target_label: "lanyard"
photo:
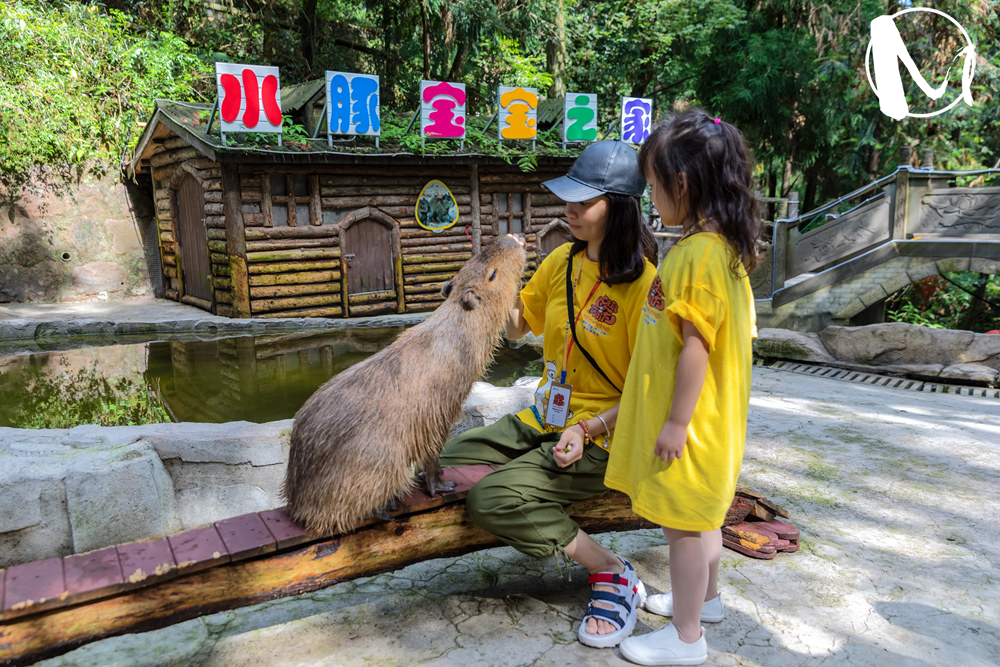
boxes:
[562,260,601,383]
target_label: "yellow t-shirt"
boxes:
[604,233,757,530]
[516,242,657,434]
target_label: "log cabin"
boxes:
[126,96,577,319]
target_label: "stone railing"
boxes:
[757,151,1000,299]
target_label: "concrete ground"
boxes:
[4,297,1000,666]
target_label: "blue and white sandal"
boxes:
[577,556,647,648]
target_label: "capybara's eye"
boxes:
[489,268,498,282]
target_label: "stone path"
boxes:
[28,363,1000,666]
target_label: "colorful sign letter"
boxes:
[416,180,459,233]
[215,62,282,133]
[498,86,539,140]
[564,93,598,143]
[621,97,652,144]
[420,81,466,138]
[325,71,380,135]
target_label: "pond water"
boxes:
[0,327,543,427]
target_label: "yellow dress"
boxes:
[517,243,656,433]
[604,233,757,531]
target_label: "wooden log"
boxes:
[404,261,465,274]
[403,272,456,285]
[245,227,337,241]
[221,164,250,318]
[400,235,471,247]
[404,282,447,295]
[246,248,341,263]
[248,259,340,274]
[213,276,232,290]
[248,270,340,286]
[250,283,340,299]
[215,290,233,305]
[205,215,226,229]
[207,240,227,254]
[348,289,395,305]
[399,241,472,253]
[402,252,472,264]
[245,238,338,252]
[407,292,447,304]
[207,228,227,241]
[348,301,399,316]
[254,305,343,318]
[210,252,227,265]
[252,293,342,313]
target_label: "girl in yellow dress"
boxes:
[605,110,762,666]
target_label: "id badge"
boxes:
[545,382,573,428]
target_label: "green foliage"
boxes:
[886,273,1000,333]
[7,363,170,428]
[0,0,210,197]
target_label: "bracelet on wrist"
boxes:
[576,419,594,445]
[594,413,610,437]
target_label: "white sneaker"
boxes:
[620,623,707,666]
[644,592,724,623]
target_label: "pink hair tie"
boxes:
[713,118,721,124]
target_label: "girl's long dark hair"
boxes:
[570,193,658,285]
[640,109,762,276]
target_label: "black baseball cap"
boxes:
[542,139,646,202]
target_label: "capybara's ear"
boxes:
[460,288,479,310]
[441,280,453,298]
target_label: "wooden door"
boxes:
[175,175,212,303]
[539,221,573,260]
[343,217,394,295]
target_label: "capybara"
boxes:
[283,234,526,535]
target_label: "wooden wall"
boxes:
[148,136,574,319]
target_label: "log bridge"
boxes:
[0,465,655,665]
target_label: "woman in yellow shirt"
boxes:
[606,111,762,666]
[440,140,658,648]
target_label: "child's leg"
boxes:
[704,527,722,601]
[662,526,707,644]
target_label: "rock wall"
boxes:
[755,322,1000,384]
[0,379,536,568]
[0,171,156,303]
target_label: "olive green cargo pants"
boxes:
[438,414,611,559]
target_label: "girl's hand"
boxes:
[654,420,688,462]
[553,425,586,467]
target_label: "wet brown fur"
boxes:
[282,236,526,535]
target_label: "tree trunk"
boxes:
[546,0,567,98]
[300,0,318,77]
[420,0,431,79]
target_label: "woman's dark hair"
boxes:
[570,193,659,285]
[639,109,762,275]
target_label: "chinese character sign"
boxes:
[326,71,380,135]
[621,97,652,144]
[564,93,598,142]
[498,86,538,140]
[420,81,466,138]
[216,62,282,133]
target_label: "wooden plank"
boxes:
[215,515,276,561]
[116,538,178,588]
[1,557,64,616]
[168,526,229,574]
[245,238,337,252]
